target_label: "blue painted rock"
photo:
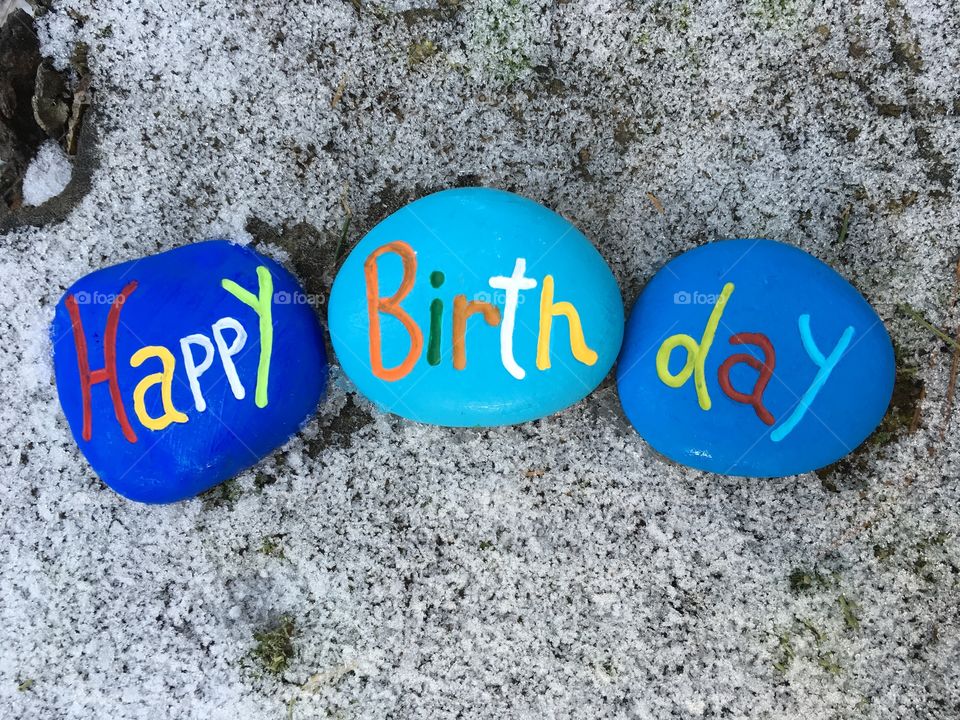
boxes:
[617,239,894,477]
[328,188,623,426]
[51,240,327,503]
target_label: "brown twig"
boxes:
[330,74,347,108]
[646,192,665,214]
[898,304,960,351]
[837,204,852,245]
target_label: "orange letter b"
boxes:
[364,241,423,381]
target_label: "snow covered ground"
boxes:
[21,140,72,206]
[1,0,959,717]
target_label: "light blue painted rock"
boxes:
[328,188,623,426]
[51,240,327,503]
[617,239,894,477]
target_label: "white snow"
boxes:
[21,141,72,207]
[1,0,959,718]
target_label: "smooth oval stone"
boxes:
[51,240,327,503]
[617,238,894,477]
[328,188,623,426]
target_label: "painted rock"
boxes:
[617,239,894,477]
[328,188,623,426]
[51,240,327,503]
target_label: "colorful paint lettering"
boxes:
[363,240,422,382]
[655,282,734,411]
[769,315,855,442]
[63,264,276,443]
[64,280,140,442]
[363,241,598,382]
[717,332,776,426]
[655,283,854,440]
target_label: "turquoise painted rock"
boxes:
[328,188,624,426]
[617,239,894,477]
[51,240,327,503]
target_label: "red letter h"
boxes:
[63,282,139,443]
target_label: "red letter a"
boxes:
[718,332,776,426]
[64,282,139,443]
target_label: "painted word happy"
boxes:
[63,267,275,443]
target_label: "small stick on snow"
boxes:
[330,74,348,108]
[837,204,852,245]
[898,303,960,352]
[646,192,664,214]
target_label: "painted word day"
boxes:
[655,281,854,441]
